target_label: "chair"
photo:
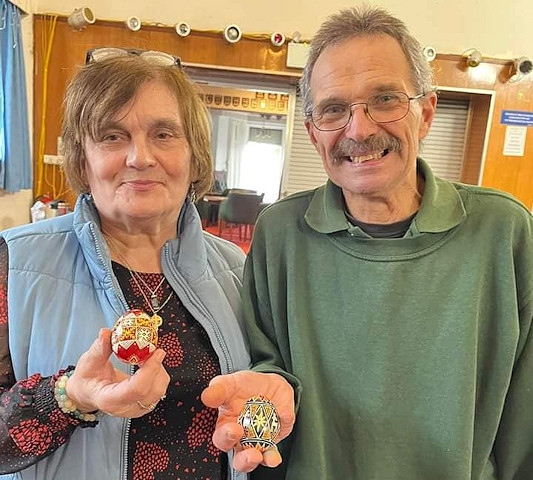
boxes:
[196,198,218,228]
[218,192,264,240]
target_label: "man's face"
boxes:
[305,35,436,200]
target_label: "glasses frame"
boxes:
[309,92,427,132]
[85,47,182,68]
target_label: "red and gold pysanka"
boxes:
[111,309,158,365]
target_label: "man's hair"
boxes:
[61,56,213,197]
[300,5,434,116]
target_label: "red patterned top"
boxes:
[0,239,227,479]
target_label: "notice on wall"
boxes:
[500,110,533,127]
[503,125,527,156]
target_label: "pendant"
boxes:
[150,293,160,309]
[151,313,163,327]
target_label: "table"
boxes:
[203,194,226,203]
[200,195,226,227]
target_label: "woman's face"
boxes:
[84,80,193,232]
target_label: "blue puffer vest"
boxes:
[0,194,250,480]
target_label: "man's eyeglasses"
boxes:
[85,47,182,68]
[308,92,427,131]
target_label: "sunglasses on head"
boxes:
[85,47,182,68]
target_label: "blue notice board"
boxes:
[500,110,533,127]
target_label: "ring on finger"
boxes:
[137,400,157,411]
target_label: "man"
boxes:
[217,5,532,480]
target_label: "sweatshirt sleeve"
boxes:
[493,213,533,479]
[493,301,533,478]
[241,232,302,405]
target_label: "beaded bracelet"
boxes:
[54,370,100,423]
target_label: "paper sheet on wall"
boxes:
[503,126,527,156]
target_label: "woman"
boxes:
[0,49,252,480]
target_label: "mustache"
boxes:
[330,136,401,164]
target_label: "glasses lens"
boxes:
[140,50,181,67]
[311,104,350,131]
[367,92,410,123]
[88,48,129,63]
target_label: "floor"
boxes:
[203,224,251,254]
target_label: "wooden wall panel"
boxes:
[33,15,533,209]
[433,56,532,208]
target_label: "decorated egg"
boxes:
[111,309,158,365]
[237,395,281,452]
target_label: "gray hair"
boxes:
[300,5,434,116]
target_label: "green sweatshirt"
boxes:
[244,159,533,480]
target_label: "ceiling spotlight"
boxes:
[223,24,242,44]
[271,32,285,48]
[125,16,142,32]
[509,56,533,83]
[463,48,482,67]
[67,7,95,30]
[422,46,436,62]
[175,21,191,37]
[515,56,533,75]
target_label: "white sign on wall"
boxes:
[503,126,527,157]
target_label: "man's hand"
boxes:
[201,371,295,473]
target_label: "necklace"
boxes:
[127,272,173,327]
[105,235,174,326]
[131,272,166,309]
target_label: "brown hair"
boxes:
[300,5,434,117]
[61,55,213,198]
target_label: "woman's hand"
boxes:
[201,371,295,473]
[65,328,170,418]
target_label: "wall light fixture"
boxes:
[125,16,142,32]
[223,24,242,43]
[463,48,483,67]
[509,56,533,83]
[175,22,191,37]
[67,7,95,30]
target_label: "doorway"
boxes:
[210,109,285,202]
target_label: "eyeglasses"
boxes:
[308,92,427,131]
[85,47,182,68]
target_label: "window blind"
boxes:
[421,97,469,181]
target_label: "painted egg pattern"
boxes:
[237,395,281,452]
[111,309,158,365]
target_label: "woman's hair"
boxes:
[61,55,213,198]
[300,5,434,117]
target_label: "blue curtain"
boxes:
[0,0,31,192]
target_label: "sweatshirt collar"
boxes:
[305,158,466,236]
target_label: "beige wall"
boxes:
[11,0,32,12]
[0,190,32,229]
[36,0,532,59]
